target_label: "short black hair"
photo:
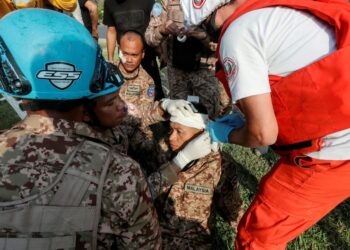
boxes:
[191,102,208,115]
[118,30,145,48]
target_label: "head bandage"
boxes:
[180,0,230,27]
[170,112,209,130]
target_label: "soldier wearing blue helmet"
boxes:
[0,9,162,250]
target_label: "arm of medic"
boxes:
[158,93,277,148]
[208,93,278,148]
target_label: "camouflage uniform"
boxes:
[145,0,223,119]
[119,64,156,113]
[147,151,241,249]
[214,153,243,226]
[104,101,172,176]
[0,115,161,250]
[116,64,171,174]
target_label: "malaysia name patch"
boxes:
[185,184,211,195]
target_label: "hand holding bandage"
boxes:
[172,132,211,169]
[169,103,213,168]
[161,98,197,117]
[207,113,245,143]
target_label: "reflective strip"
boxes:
[0,206,96,233]
[0,235,75,250]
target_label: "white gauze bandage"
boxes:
[119,50,126,64]
[170,112,209,130]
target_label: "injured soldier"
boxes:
[148,103,242,249]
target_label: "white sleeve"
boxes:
[220,21,271,102]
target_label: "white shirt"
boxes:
[220,7,350,160]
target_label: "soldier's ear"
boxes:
[142,49,145,59]
[82,107,92,123]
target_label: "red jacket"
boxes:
[216,0,350,147]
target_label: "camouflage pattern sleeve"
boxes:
[147,160,180,199]
[145,0,168,47]
[99,152,161,249]
[134,100,166,127]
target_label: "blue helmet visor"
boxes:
[90,46,124,94]
[0,36,31,96]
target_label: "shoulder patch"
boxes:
[223,56,238,82]
[146,85,155,98]
[151,2,163,17]
[192,0,206,9]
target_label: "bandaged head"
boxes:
[170,102,209,130]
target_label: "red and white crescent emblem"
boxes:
[192,0,206,9]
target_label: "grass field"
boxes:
[0,99,20,131]
[1,100,349,249]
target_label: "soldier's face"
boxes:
[119,37,144,73]
[93,90,128,128]
[169,122,201,152]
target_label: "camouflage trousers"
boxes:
[167,65,221,119]
[214,152,243,225]
[217,80,232,116]
[161,231,212,250]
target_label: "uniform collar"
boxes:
[118,61,141,81]
[17,115,107,141]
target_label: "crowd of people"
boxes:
[0,0,350,249]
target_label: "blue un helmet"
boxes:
[0,9,123,100]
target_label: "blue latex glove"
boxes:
[207,113,245,143]
[216,112,245,127]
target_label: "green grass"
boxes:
[1,101,349,250]
[0,100,20,131]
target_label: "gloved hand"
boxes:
[207,113,245,143]
[216,112,245,127]
[172,132,211,169]
[161,98,197,117]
